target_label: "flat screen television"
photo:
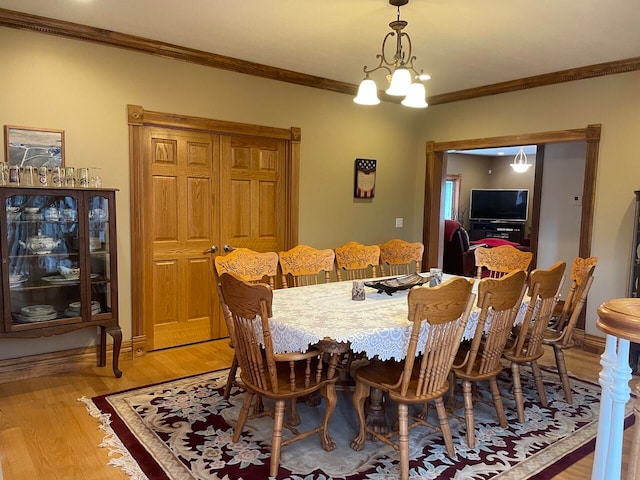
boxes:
[469,189,529,222]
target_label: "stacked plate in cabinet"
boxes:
[64,301,101,317]
[9,274,28,289]
[15,304,57,323]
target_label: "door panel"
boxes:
[259,182,277,238]
[186,177,212,240]
[152,176,179,241]
[152,260,178,324]
[221,135,286,252]
[143,128,220,350]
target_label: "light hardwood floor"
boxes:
[0,340,632,479]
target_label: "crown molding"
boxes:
[0,8,638,106]
[428,57,640,105]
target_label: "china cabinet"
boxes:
[0,186,121,377]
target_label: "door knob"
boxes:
[202,245,218,254]
[223,244,236,252]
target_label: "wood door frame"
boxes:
[127,104,300,355]
[423,124,601,276]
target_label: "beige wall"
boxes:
[0,28,424,358]
[1,26,638,358]
[416,70,640,335]
[538,143,586,272]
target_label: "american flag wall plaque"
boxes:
[354,158,376,198]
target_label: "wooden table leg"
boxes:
[365,387,389,438]
[316,339,389,437]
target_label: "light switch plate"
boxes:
[395,217,403,228]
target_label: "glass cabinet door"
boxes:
[88,194,112,319]
[5,192,81,327]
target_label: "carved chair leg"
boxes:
[270,400,286,478]
[489,377,507,428]
[554,345,573,403]
[398,403,410,480]
[531,360,548,407]
[511,362,525,423]
[350,381,370,451]
[233,391,254,443]
[435,397,456,458]
[223,354,238,400]
[463,380,476,449]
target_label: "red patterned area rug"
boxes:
[81,367,632,480]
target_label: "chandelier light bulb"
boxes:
[353,78,381,105]
[385,67,412,96]
[401,82,428,108]
[510,148,532,173]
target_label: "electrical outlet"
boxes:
[395,217,403,228]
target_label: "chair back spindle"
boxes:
[511,261,566,360]
[554,257,598,339]
[397,277,475,398]
[465,269,528,377]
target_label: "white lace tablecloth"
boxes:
[269,275,529,361]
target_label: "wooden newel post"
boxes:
[592,298,640,480]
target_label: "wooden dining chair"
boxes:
[334,241,380,281]
[503,261,566,422]
[214,248,279,400]
[214,247,279,287]
[278,244,335,287]
[218,272,341,478]
[474,245,533,279]
[379,239,424,276]
[350,277,476,480]
[543,256,597,403]
[451,269,527,449]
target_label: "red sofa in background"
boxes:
[443,220,479,277]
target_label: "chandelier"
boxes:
[510,147,532,173]
[354,0,430,108]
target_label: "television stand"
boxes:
[469,221,526,244]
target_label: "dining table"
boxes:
[264,273,531,436]
[269,274,529,359]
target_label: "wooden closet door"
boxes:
[220,135,286,253]
[142,127,221,350]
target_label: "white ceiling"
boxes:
[0,0,638,97]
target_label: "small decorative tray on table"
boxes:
[364,273,431,296]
